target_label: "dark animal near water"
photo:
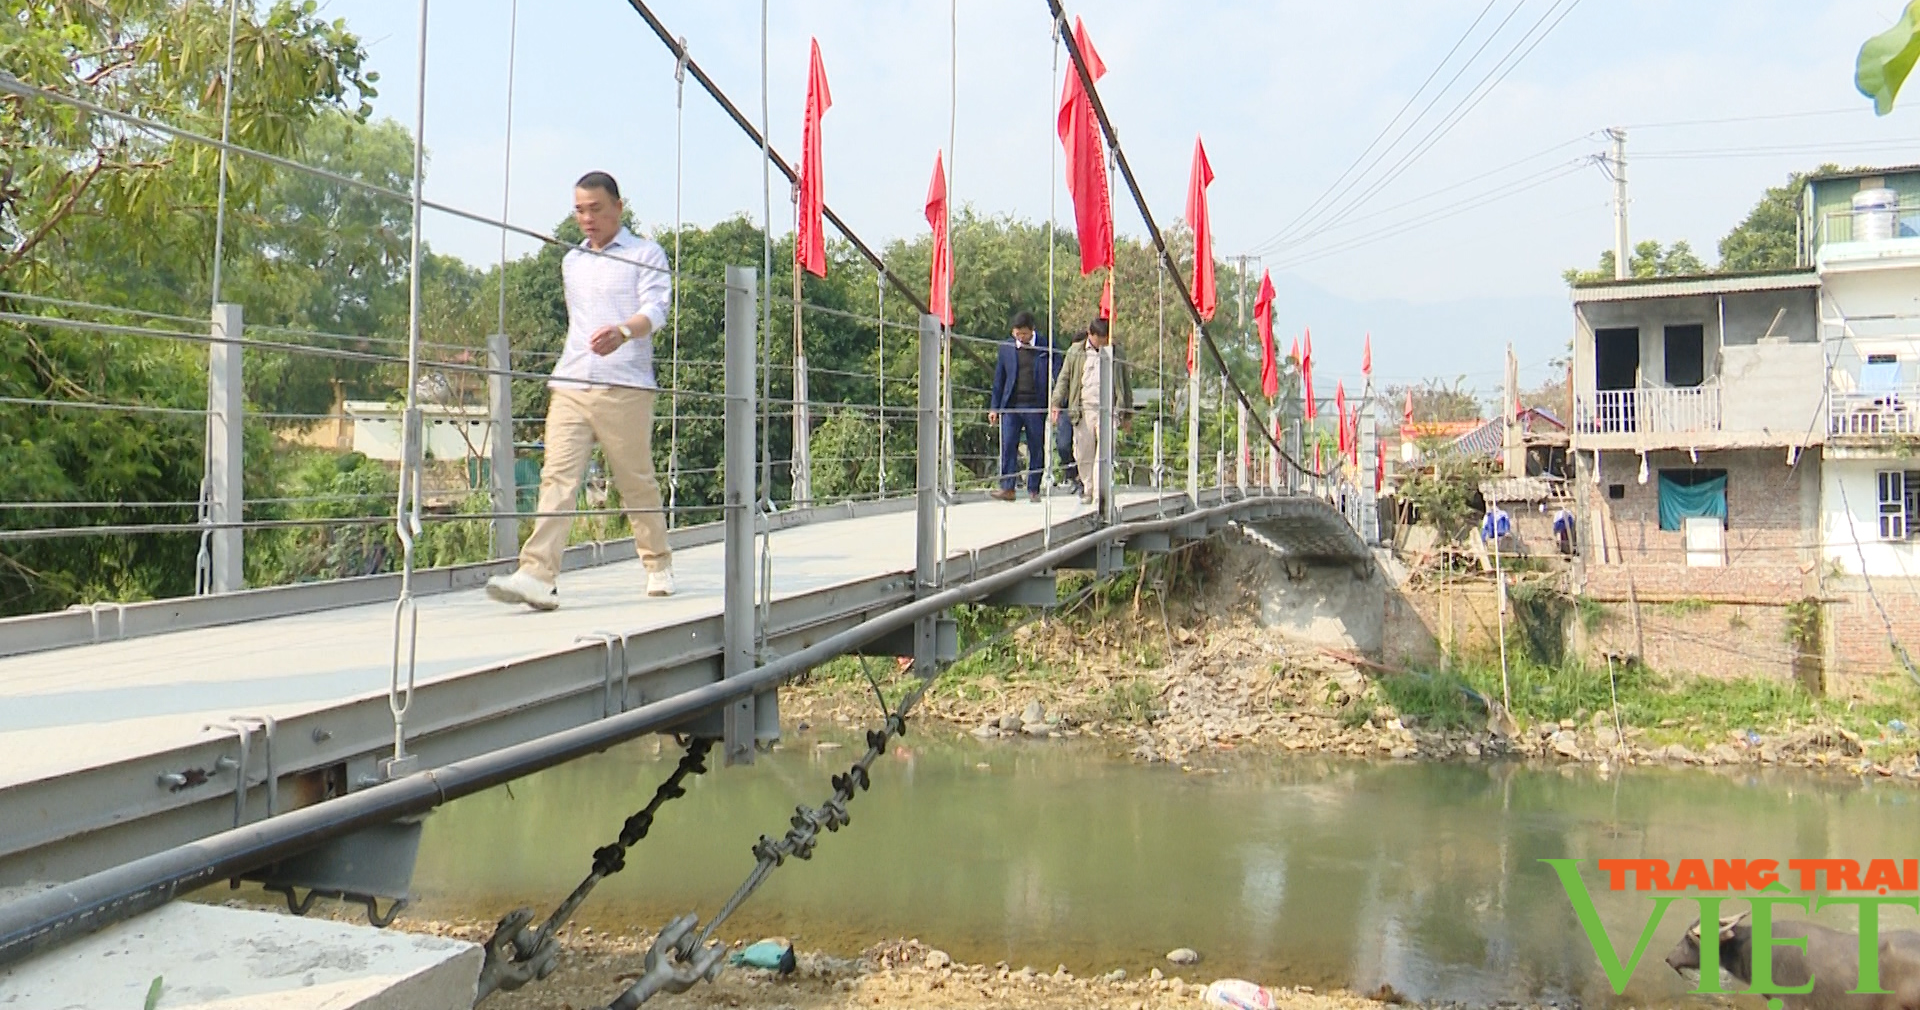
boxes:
[1665,912,1920,1010]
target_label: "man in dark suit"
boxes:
[988,311,1052,501]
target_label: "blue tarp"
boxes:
[1658,473,1726,531]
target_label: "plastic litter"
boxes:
[1202,979,1278,1010]
[728,939,796,974]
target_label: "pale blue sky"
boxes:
[316,0,1920,394]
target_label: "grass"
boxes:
[1380,653,1919,752]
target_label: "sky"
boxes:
[314,0,1920,398]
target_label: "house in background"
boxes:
[1568,270,1825,595]
[1803,165,1920,678]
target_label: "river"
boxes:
[406,727,1919,1008]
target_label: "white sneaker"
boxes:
[486,569,558,611]
[646,569,675,598]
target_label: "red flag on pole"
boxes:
[1402,389,1414,427]
[796,39,832,278]
[1301,328,1316,422]
[925,152,952,326]
[1255,270,1277,398]
[1185,136,1216,322]
[1361,333,1372,379]
[1334,381,1349,457]
[1056,17,1113,276]
[1099,271,1114,320]
[1186,327,1196,375]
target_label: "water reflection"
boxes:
[409,732,1916,1007]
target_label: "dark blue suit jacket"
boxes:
[990,338,1061,411]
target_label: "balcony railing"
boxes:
[1821,202,1920,247]
[1573,385,1722,436]
[1829,384,1920,438]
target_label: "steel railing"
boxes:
[1572,385,1722,436]
[1829,383,1920,437]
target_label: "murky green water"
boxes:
[409,730,1919,1007]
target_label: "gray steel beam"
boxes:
[486,332,518,561]
[847,618,957,663]
[914,313,941,676]
[1124,531,1172,555]
[722,265,760,766]
[982,572,1058,608]
[208,303,244,594]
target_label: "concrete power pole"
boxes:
[1607,127,1629,280]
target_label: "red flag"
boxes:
[1185,136,1216,322]
[1186,327,1197,375]
[925,152,952,326]
[1361,333,1372,378]
[1099,271,1114,320]
[1376,443,1385,491]
[1402,389,1414,427]
[1255,270,1277,398]
[796,39,832,278]
[1334,381,1349,456]
[1057,17,1112,276]
[1301,328,1316,422]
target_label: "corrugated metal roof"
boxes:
[1807,163,1920,184]
[1569,270,1818,303]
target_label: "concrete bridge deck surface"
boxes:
[3,489,1261,884]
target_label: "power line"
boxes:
[1279,0,1587,252]
[1252,0,1504,252]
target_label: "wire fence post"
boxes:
[723,265,761,766]
[207,303,245,594]
[486,332,517,560]
[915,312,942,676]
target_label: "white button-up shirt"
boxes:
[552,227,673,391]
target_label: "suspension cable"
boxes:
[385,0,433,777]
[668,37,688,528]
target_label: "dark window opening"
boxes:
[1607,484,1626,500]
[1593,327,1640,433]
[1664,324,1706,387]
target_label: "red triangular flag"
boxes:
[924,152,952,326]
[796,39,832,278]
[1301,328,1316,422]
[1402,389,1413,427]
[1361,333,1371,378]
[1056,18,1113,276]
[1255,270,1277,398]
[1334,381,1349,456]
[1185,136,1216,322]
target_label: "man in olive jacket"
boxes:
[1048,318,1133,507]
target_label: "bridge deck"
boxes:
[0,490,1205,883]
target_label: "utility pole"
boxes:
[1605,127,1629,280]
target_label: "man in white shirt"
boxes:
[487,172,675,610]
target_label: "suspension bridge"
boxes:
[0,1,1389,1006]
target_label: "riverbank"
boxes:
[788,546,1920,782]
[402,918,1407,1010]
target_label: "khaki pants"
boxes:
[1073,407,1104,496]
[519,387,672,582]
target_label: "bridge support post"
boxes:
[208,303,244,595]
[1236,400,1248,493]
[485,332,517,561]
[1359,394,1379,544]
[1186,331,1200,507]
[915,313,942,676]
[1096,339,1117,575]
[722,266,761,765]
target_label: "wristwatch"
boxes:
[617,324,633,343]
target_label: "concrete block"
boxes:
[0,898,480,1009]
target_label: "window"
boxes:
[1657,468,1728,532]
[1664,324,1706,387]
[1879,470,1918,541]
[1607,484,1626,500]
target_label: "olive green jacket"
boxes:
[1049,342,1135,416]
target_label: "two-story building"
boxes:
[1804,165,1920,680]
[1563,164,1920,693]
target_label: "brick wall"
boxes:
[1823,578,1920,696]
[1579,447,1817,602]
[1572,599,1804,685]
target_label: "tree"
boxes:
[1388,377,1485,424]
[1858,2,1920,115]
[1562,240,1708,286]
